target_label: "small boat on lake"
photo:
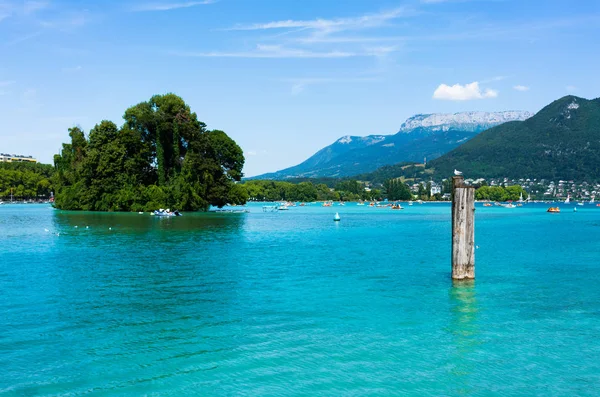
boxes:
[391,203,404,210]
[547,207,560,213]
[153,209,181,217]
[334,212,341,222]
[483,203,492,207]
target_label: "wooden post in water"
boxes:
[451,176,475,280]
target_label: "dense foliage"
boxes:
[242,180,382,202]
[383,179,412,200]
[475,185,528,202]
[0,162,53,200]
[53,94,246,211]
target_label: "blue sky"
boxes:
[1,0,599,176]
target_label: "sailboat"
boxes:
[590,195,595,204]
[565,194,571,204]
[518,192,524,203]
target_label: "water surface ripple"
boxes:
[1,203,600,395]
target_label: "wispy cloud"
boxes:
[172,44,397,59]
[225,7,411,34]
[284,76,380,95]
[0,0,49,22]
[62,65,82,73]
[131,0,216,12]
[39,10,90,29]
[513,85,530,92]
[433,81,498,100]
[6,30,43,45]
[481,75,508,83]
[24,1,50,15]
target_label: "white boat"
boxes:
[577,202,584,206]
[277,203,289,211]
[518,192,524,203]
[591,196,595,204]
[565,194,571,204]
[334,212,341,222]
[153,208,181,217]
[501,203,516,208]
[408,201,413,206]
[357,202,365,206]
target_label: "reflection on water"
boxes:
[46,210,250,370]
[448,280,479,395]
[53,210,247,233]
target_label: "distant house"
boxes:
[430,185,441,195]
[0,153,37,163]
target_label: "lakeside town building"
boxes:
[0,153,37,163]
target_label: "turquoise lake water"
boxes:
[1,202,600,396]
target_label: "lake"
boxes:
[1,203,600,395]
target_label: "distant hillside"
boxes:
[253,111,532,179]
[355,95,600,183]
[428,96,600,181]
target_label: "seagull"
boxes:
[454,169,463,176]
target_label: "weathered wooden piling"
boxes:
[451,176,475,280]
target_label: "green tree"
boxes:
[53,94,245,211]
[384,179,412,201]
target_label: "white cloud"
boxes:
[172,44,396,59]
[225,7,409,34]
[566,85,577,93]
[132,0,215,11]
[246,150,257,156]
[433,81,498,101]
[513,85,530,91]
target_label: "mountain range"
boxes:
[254,111,533,179]
[427,95,600,180]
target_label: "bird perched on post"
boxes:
[454,169,463,176]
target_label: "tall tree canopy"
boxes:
[53,94,246,211]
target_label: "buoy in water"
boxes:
[334,212,341,222]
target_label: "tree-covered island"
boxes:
[53,94,248,211]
